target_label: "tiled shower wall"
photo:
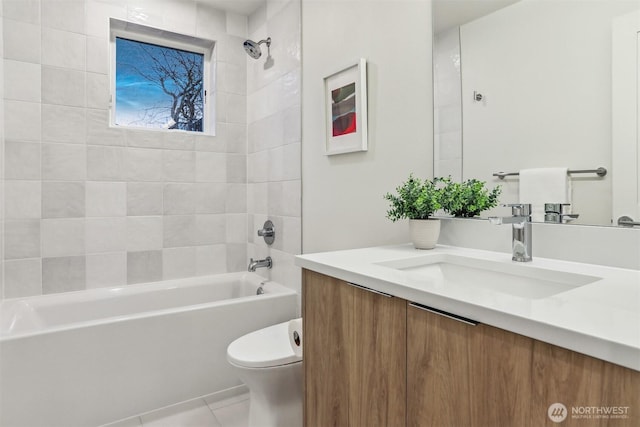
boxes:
[246,0,301,297]
[1,0,254,298]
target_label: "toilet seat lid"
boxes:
[227,321,302,368]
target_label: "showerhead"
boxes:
[243,37,271,59]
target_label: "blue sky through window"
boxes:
[115,37,205,131]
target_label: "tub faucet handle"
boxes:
[257,220,275,245]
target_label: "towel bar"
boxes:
[493,167,607,180]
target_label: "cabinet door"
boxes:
[303,269,352,427]
[531,340,640,427]
[349,284,406,427]
[408,303,534,427]
[407,303,474,427]
[468,322,533,427]
[302,270,406,427]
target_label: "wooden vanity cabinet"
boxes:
[302,269,406,427]
[303,269,640,427]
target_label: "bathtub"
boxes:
[0,272,297,427]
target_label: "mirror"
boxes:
[433,0,640,227]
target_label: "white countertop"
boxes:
[295,244,640,371]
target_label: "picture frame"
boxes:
[323,58,368,155]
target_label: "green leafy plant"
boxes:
[438,177,501,217]
[384,174,441,221]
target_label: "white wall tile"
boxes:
[225,213,246,244]
[86,182,126,217]
[248,182,268,215]
[126,3,163,29]
[41,0,85,34]
[248,150,269,183]
[162,0,197,35]
[225,12,247,39]
[196,151,226,182]
[86,36,109,73]
[86,72,109,109]
[162,131,195,151]
[226,183,246,213]
[42,182,85,218]
[86,252,126,288]
[86,109,126,146]
[87,145,126,180]
[125,147,164,181]
[226,93,247,124]
[195,3,226,40]
[85,0,126,38]
[42,218,85,257]
[126,129,164,149]
[162,246,196,280]
[282,105,301,145]
[4,181,41,219]
[163,215,196,247]
[41,27,86,70]
[3,220,41,260]
[4,100,41,141]
[42,66,86,107]
[196,244,227,275]
[3,0,41,24]
[127,216,163,251]
[2,20,40,63]
[226,154,246,183]
[42,143,87,180]
[3,258,42,298]
[195,214,226,245]
[127,250,162,284]
[218,61,246,96]
[86,217,126,253]
[163,150,195,182]
[3,60,40,102]
[163,183,196,215]
[127,182,163,216]
[41,105,86,144]
[42,256,86,294]
[4,141,41,180]
[196,183,226,214]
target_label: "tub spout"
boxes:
[248,256,272,272]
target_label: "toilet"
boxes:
[226,321,303,427]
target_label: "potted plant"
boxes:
[384,174,442,249]
[439,177,501,217]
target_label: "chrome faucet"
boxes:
[248,256,272,272]
[488,204,532,262]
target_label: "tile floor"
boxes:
[105,393,250,427]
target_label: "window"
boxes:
[110,19,215,134]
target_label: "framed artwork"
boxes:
[323,58,368,155]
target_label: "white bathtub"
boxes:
[0,272,297,427]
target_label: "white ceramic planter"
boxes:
[409,218,441,249]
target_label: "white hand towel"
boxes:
[519,168,571,222]
[288,318,303,357]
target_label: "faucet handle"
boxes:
[502,203,531,216]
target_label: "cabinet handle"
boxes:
[347,282,393,297]
[409,302,478,326]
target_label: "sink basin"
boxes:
[376,254,601,299]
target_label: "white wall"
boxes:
[301,0,433,254]
[460,0,640,226]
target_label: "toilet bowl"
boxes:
[227,321,303,427]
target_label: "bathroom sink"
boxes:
[376,254,601,299]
